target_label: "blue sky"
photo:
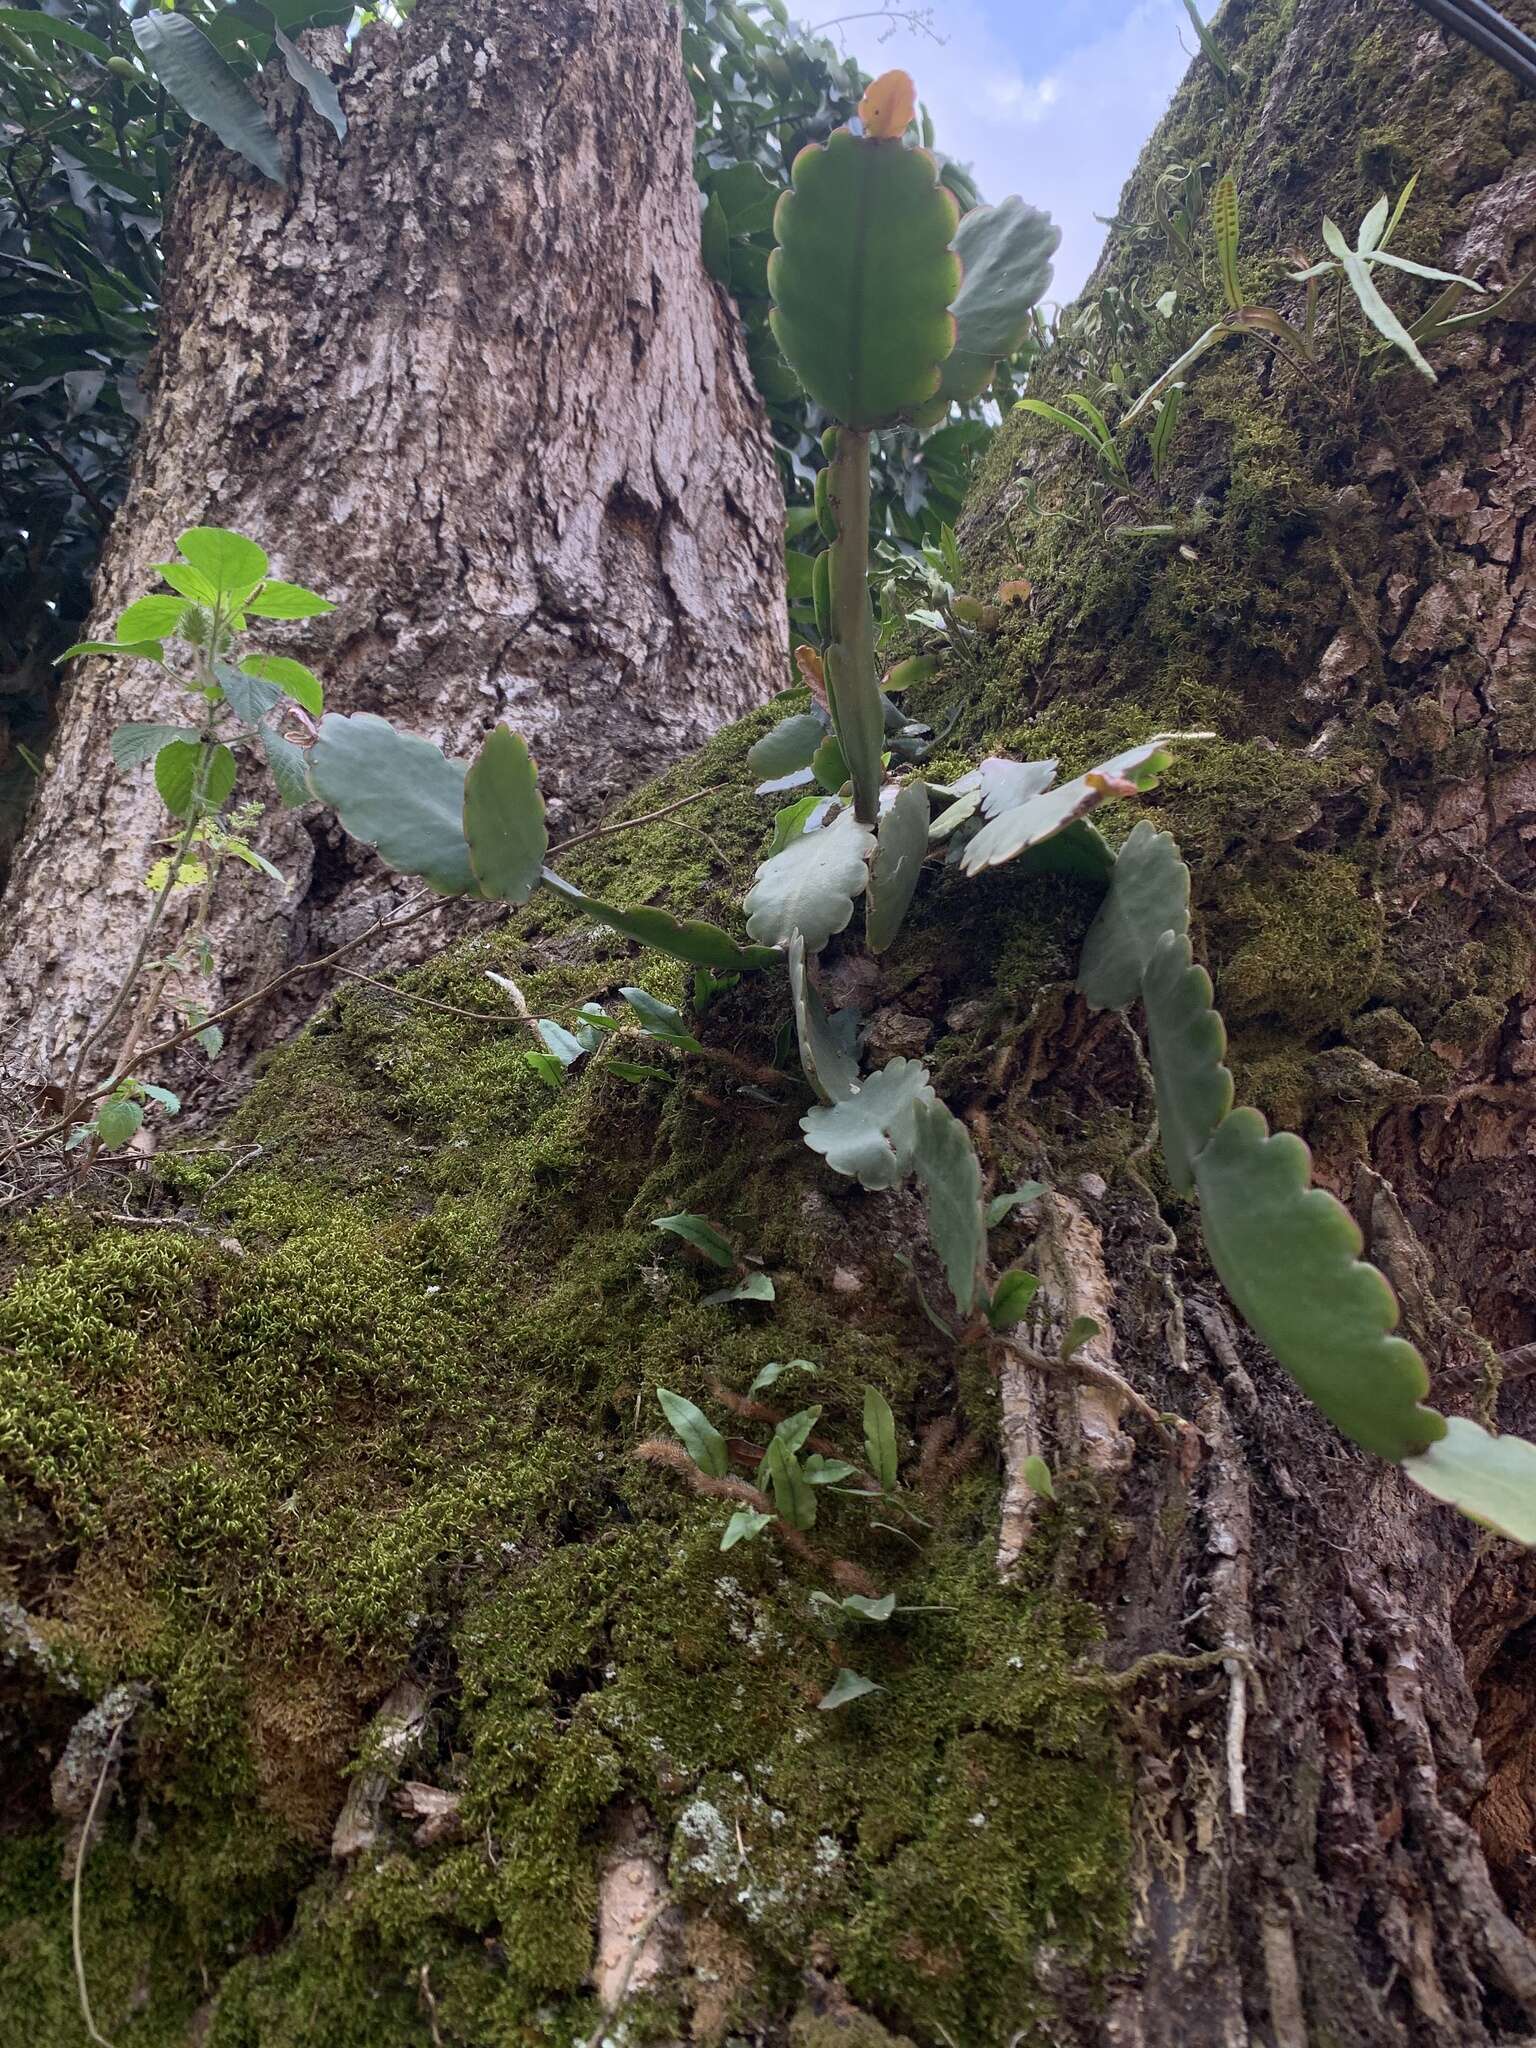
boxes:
[829,0,1199,302]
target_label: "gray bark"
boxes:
[0,0,783,1084]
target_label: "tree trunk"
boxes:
[2,2,1535,2045]
[0,0,782,1085]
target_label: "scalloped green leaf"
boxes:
[743,805,876,951]
[132,14,284,183]
[1141,928,1234,1195]
[800,1057,934,1191]
[1078,822,1192,1012]
[748,712,826,782]
[911,1096,985,1313]
[463,727,547,906]
[307,712,476,896]
[769,126,960,428]
[958,735,1209,878]
[787,931,859,1104]
[540,869,778,971]
[1403,1417,1536,1544]
[1194,1106,1444,1462]
[919,197,1058,419]
[866,780,929,954]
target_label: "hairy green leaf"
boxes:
[240,654,324,716]
[769,126,960,428]
[110,722,199,773]
[866,779,930,953]
[116,594,188,641]
[213,661,282,726]
[245,580,335,619]
[1194,1107,1444,1462]
[657,1389,728,1477]
[800,1057,933,1190]
[744,804,876,951]
[787,931,859,1104]
[259,728,313,808]
[176,526,268,596]
[911,1096,985,1314]
[307,712,476,895]
[462,727,546,906]
[132,14,284,182]
[1403,1418,1536,1545]
[652,1212,735,1267]
[1078,821,1192,1012]
[56,640,167,666]
[95,1097,144,1150]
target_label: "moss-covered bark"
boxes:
[4,1,1536,2043]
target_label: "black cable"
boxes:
[1408,0,1536,91]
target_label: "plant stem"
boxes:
[826,426,884,825]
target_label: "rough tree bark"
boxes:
[0,0,783,1082]
[2,2,1535,2046]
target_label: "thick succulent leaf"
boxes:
[1141,929,1234,1195]
[743,805,876,951]
[958,735,1206,878]
[911,1096,985,1313]
[463,727,547,906]
[927,197,1059,411]
[132,14,284,184]
[955,755,1058,819]
[788,932,859,1104]
[1078,822,1192,1012]
[800,1057,934,1191]
[769,126,960,428]
[307,712,476,896]
[747,712,826,782]
[1403,1418,1536,1545]
[866,779,929,953]
[1194,1107,1444,1462]
[540,869,778,970]
[1009,819,1116,884]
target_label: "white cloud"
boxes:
[837,0,1195,300]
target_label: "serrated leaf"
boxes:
[988,1182,1044,1226]
[307,713,476,895]
[1322,216,1436,379]
[866,779,929,953]
[764,1435,816,1529]
[800,1057,933,1190]
[744,805,876,951]
[461,727,546,906]
[652,1212,735,1267]
[176,526,268,595]
[240,654,324,716]
[94,1097,143,1150]
[260,728,312,808]
[152,561,219,605]
[110,722,200,772]
[1403,1418,1536,1545]
[703,1273,777,1306]
[116,594,188,640]
[958,736,1209,878]
[818,1667,882,1710]
[154,739,235,818]
[133,14,284,183]
[136,1082,181,1113]
[56,640,167,666]
[863,1387,898,1492]
[1141,928,1234,1195]
[1194,1107,1444,1462]
[244,580,335,619]
[539,869,779,971]
[1212,173,1241,311]
[213,660,283,726]
[748,712,826,781]
[769,126,960,428]
[274,24,346,139]
[656,1389,728,1477]
[721,1507,774,1551]
[924,196,1059,414]
[787,931,859,1104]
[911,1096,985,1314]
[1078,821,1192,1012]
[987,1268,1039,1330]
